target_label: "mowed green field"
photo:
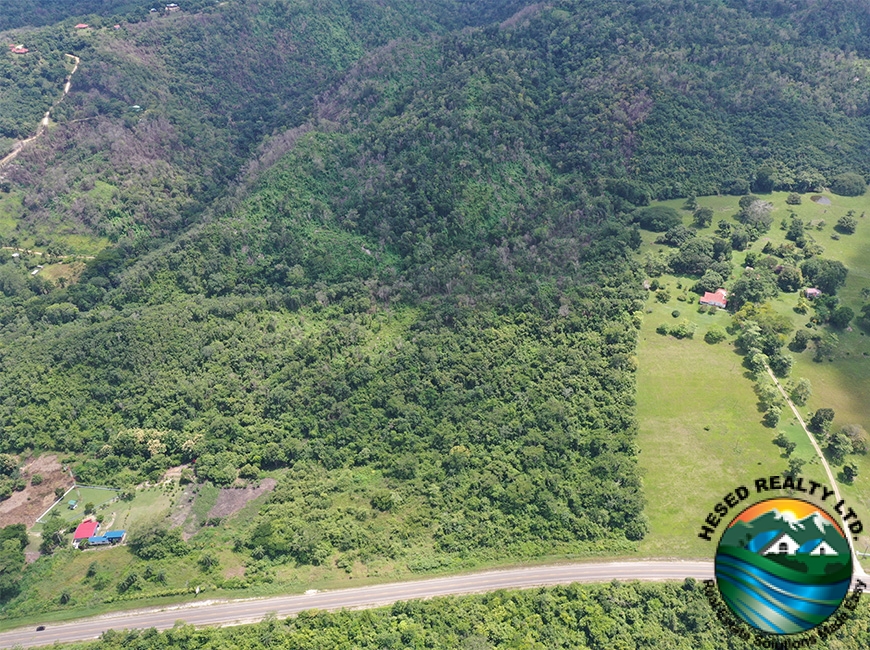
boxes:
[635,191,870,566]
[635,292,828,559]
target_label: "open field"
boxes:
[636,190,870,568]
[635,288,828,559]
[34,487,119,528]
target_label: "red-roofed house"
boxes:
[700,288,728,309]
[805,288,822,299]
[75,23,89,29]
[73,519,99,541]
[10,46,28,54]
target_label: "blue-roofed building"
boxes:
[88,536,109,545]
[104,530,126,543]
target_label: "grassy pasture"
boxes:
[636,191,870,567]
[34,486,119,528]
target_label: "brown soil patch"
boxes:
[162,465,188,482]
[0,454,74,529]
[208,479,277,519]
[168,484,197,530]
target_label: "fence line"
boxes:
[34,485,76,523]
[34,484,121,523]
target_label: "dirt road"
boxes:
[0,54,80,169]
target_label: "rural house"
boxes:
[72,519,99,543]
[700,288,728,309]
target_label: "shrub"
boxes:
[835,214,857,234]
[671,310,680,318]
[704,327,727,344]
[30,474,43,486]
[670,319,696,339]
[786,193,802,205]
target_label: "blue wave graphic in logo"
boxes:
[715,551,851,634]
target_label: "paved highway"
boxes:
[1,561,714,648]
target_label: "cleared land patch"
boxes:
[208,478,277,519]
[636,191,870,568]
[0,455,72,529]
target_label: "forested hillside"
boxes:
[2,0,870,617]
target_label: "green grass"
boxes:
[638,190,870,570]
[635,290,812,559]
[34,486,120,529]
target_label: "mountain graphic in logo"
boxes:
[715,497,853,634]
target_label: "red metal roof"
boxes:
[75,24,89,29]
[701,290,727,307]
[73,519,99,540]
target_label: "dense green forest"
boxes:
[62,581,870,649]
[2,0,870,619]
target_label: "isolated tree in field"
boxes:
[842,462,859,483]
[830,306,854,329]
[786,193,802,205]
[794,296,809,314]
[790,378,812,405]
[773,432,798,457]
[836,214,857,234]
[840,424,868,455]
[763,406,782,428]
[786,218,805,242]
[809,408,835,435]
[784,456,806,479]
[129,521,188,560]
[704,326,727,344]
[739,194,761,209]
[826,431,853,464]
[739,200,774,234]
[693,207,713,228]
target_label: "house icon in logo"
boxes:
[760,531,840,557]
[762,532,800,556]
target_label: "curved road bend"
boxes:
[1,561,714,649]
